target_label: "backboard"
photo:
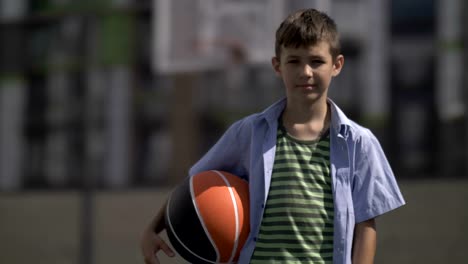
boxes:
[152,0,286,73]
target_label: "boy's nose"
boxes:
[300,64,313,77]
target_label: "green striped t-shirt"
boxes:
[250,121,334,264]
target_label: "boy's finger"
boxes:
[143,254,158,264]
[159,240,175,257]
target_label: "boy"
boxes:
[141,8,405,264]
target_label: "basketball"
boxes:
[165,170,250,264]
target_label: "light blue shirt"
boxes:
[189,98,406,264]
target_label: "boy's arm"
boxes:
[141,199,175,264]
[150,198,168,234]
[352,218,376,264]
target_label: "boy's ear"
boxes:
[332,54,344,77]
[271,57,281,77]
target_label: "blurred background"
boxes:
[0,0,467,263]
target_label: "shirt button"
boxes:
[261,203,264,208]
[253,237,257,241]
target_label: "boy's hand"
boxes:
[140,228,175,264]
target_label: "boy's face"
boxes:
[272,41,344,104]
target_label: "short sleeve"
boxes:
[352,129,406,223]
[189,119,249,180]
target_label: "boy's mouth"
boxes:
[296,84,317,90]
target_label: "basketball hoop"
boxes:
[152,0,285,73]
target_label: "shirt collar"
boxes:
[328,98,353,138]
[260,97,353,138]
[261,98,287,127]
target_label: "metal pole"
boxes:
[359,0,390,143]
[169,73,200,184]
[0,0,27,191]
[80,13,96,264]
[436,0,464,177]
[80,170,94,264]
[464,0,468,177]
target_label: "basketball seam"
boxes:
[213,170,240,264]
[166,187,218,264]
[190,174,221,263]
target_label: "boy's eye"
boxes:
[287,59,299,64]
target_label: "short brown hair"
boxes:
[275,9,341,59]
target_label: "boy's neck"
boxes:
[282,97,330,141]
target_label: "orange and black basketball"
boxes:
[165,170,250,264]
